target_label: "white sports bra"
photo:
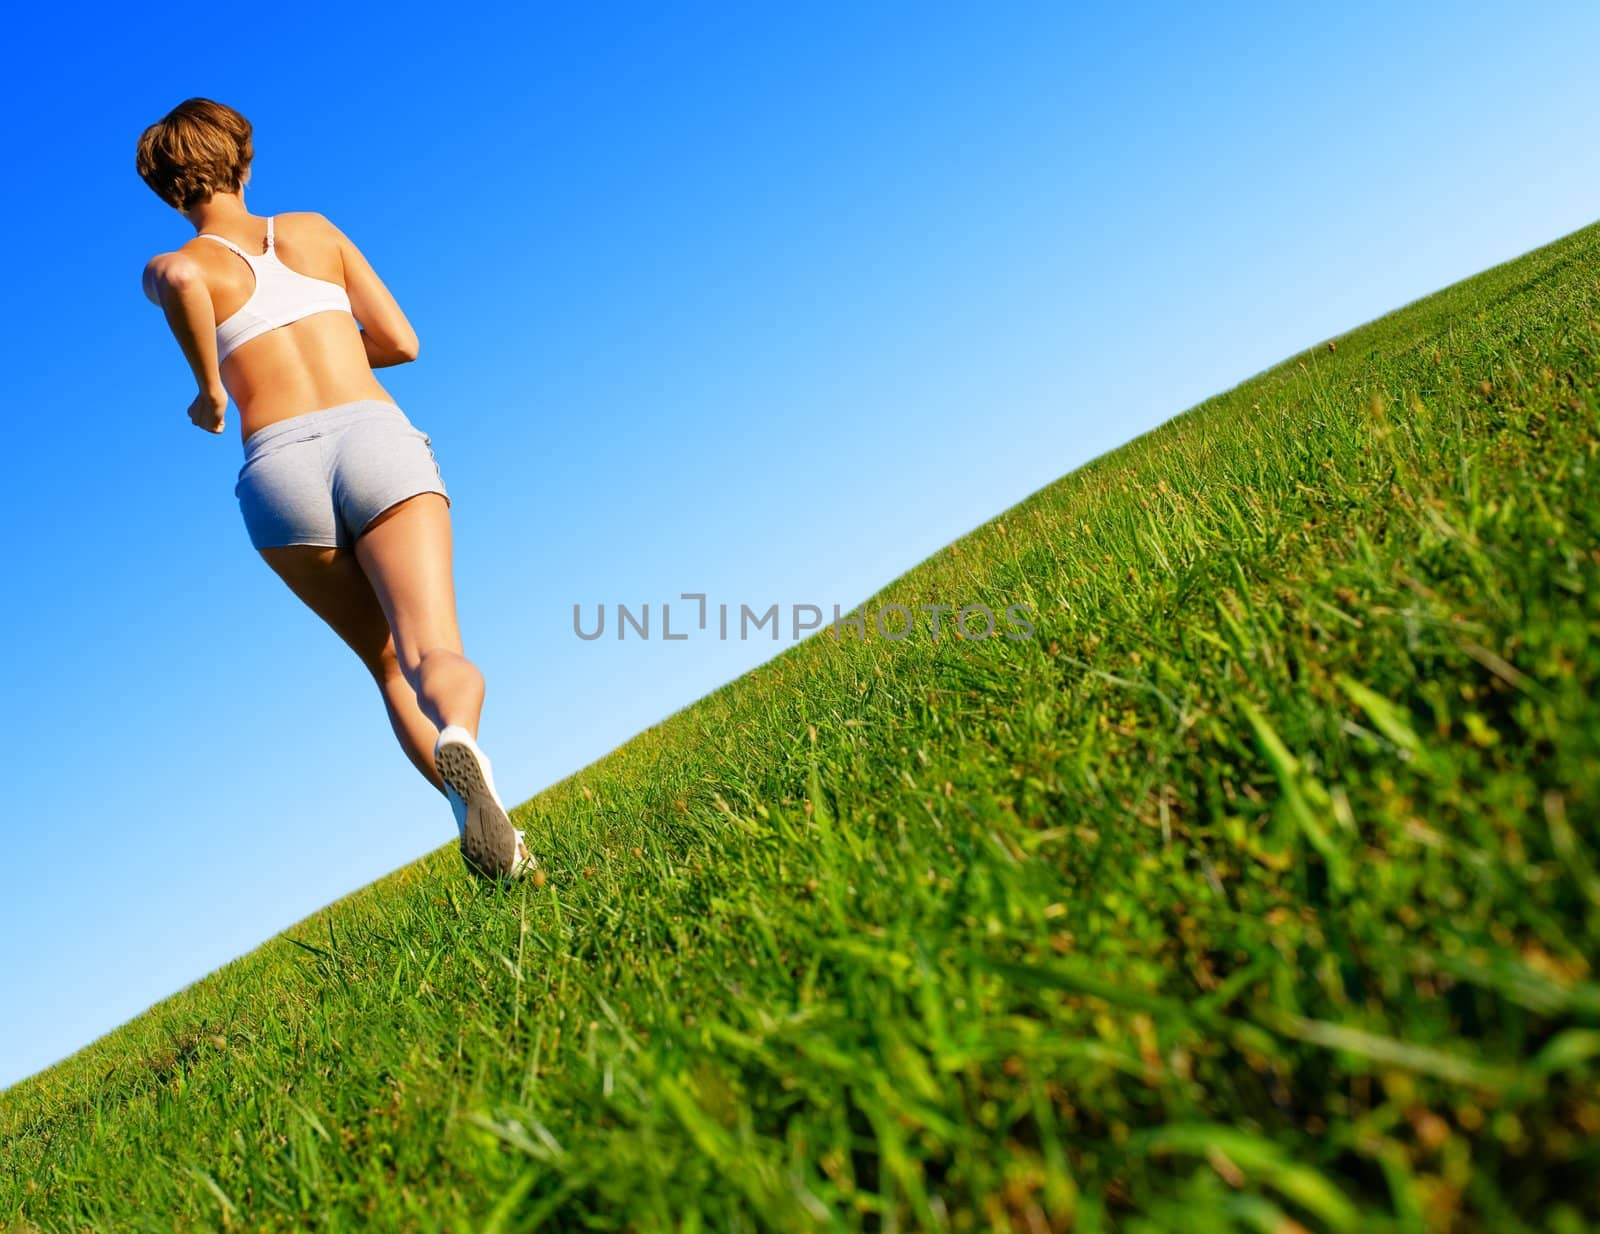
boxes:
[197,216,353,361]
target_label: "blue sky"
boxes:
[2,3,1596,1089]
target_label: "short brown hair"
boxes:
[136,98,254,210]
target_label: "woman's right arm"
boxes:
[326,218,421,369]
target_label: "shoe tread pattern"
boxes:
[437,740,520,878]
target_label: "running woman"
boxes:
[136,98,533,880]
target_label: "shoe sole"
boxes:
[436,737,522,879]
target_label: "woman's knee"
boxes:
[363,640,405,685]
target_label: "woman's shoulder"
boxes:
[273,212,353,263]
[273,210,340,237]
[140,243,221,304]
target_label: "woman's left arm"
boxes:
[142,250,228,434]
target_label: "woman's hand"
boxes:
[189,387,227,434]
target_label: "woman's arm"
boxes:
[142,251,228,433]
[361,329,416,370]
[325,218,421,368]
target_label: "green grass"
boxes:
[6,222,1600,1234]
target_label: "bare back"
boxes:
[177,212,415,440]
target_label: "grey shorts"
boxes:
[235,399,450,550]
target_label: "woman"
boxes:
[136,98,533,881]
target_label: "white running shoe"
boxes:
[434,725,535,880]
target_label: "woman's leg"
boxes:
[257,544,446,793]
[350,492,487,738]
[348,491,531,878]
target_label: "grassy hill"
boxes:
[5,222,1599,1234]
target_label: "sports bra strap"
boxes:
[197,233,252,259]
[266,216,275,251]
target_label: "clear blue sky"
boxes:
[2,3,1596,1089]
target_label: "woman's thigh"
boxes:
[258,544,397,675]
[350,492,463,669]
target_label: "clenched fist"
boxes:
[189,388,227,434]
